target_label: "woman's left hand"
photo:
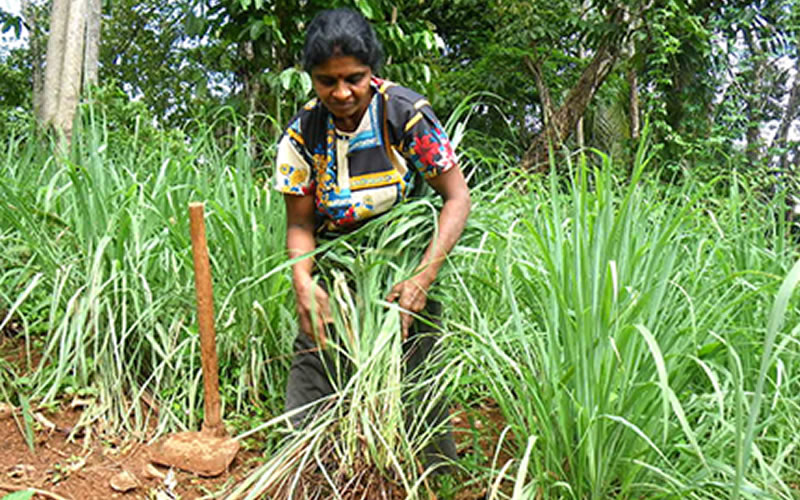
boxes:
[386,274,431,340]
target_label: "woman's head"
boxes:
[303,8,383,73]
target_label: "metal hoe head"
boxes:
[150,430,240,477]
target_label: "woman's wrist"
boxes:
[413,266,437,291]
[292,270,314,294]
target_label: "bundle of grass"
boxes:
[227,200,462,499]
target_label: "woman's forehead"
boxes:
[311,55,371,76]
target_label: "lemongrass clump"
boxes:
[0,110,292,435]
[228,200,460,499]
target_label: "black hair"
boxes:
[303,8,384,73]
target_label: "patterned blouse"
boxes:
[273,77,457,234]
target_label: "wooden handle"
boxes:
[188,202,224,435]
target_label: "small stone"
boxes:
[142,463,167,480]
[70,397,94,409]
[8,464,35,481]
[154,490,176,500]
[0,402,14,420]
[33,412,56,432]
[110,470,139,492]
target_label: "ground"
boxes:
[0,334,509,500]
[0,401,261,500]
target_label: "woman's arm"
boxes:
[386,165,471,338]
[284,193,331,348]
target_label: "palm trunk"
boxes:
[772,56,800,171]
[21,0,45,117]
[54,0,88,139]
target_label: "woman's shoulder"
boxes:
[375,77,441,138]
[283,97,329,146]
[374,78,429,110]
[289,97,326,123]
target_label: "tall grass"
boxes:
[226,201,463,499]
[2,102,799,500]
[0,105,292,435]
[447,141,800,498]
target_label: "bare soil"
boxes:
[1,333,508,500]
[0,402,261,500]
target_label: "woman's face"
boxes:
[311,55,373,131]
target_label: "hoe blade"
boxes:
[150,431,240,477]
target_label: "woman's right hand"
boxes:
[283,192,330,348]
[294,274,332,349]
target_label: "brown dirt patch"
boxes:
[1,334,509,500]
[0,403,261,500]
[0,333,261,500]
[0,402,501,500]
[451,399,515,500]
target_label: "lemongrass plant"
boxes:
[0,106,293,435]
[446,137,800,499]
[226,200,463,499]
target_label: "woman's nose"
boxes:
[332,81,352,100]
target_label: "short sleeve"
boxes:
[273,120,313,196]
[402,106,458,180]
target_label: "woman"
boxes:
[273,8,470,465]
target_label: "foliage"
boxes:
[4,0,799,184]
[0,103,292,434]
[0,43,33,139]
[2,99,800,498]
[99,0,226,126]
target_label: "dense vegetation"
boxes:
[1,0,800,499]
[1,100,799,498]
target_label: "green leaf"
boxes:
[422,31,435,51]
[298,72,312,96]
[185,12,206,37]
[266,15,286,44]
[355,0,376,20]
[1,491,35,500]
[249,20,265,40]
[279,68,294,90]
[1,15,21,37]
[422,64,431,84]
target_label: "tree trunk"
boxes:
[742,27,766,168]
[40,0,89,140]
[21,0,45,117]
[771,56,800,172]
[240,40,260,155]
[84,0,101,86]
[523,56,554,129]
[54,0,88,138]
[628,67,640,142]
[522,41,621,172]
[40,0,69,125]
